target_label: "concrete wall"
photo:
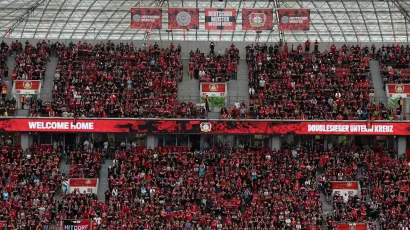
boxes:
[2,38,409,59]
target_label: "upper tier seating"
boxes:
[241,42,396,120]
[188,44,239,82]
[50,41,182,118]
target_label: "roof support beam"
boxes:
[323,1,344,42]
[392,0,410,23]
[231,0,243,42]
[340,1,359,42]
[57,0,82,39]
[2,0,46,38]
[386,0,397,42]
[70,0,109,40]
[33,0,52,38]
[370,0,384,42]
[45,0,66,39]
[355,0,372,42]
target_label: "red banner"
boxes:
[336,223,367,230]
[331,181,359,190]
[278,9,310,31]
[168,8,199,29]
[242,9,273,30]
[205,8,236,30]
[69,178,98,194]
[130,8,162,29]
[0,119,408,135]
[201,83,227,96]
[15,80,41,94]
[69,179,98,187]
[386,84,410,97]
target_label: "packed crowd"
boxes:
[241,42,395,120]
[0,42,16,117]
[68,147,102,179]
[12,40,49,81]
[317,144,410,229]
[0,143,61,229]
[188,43,239,82]
[103,145,323,229]
[0,41,9,80]
[33,41,182,118]
[379,44,410,85]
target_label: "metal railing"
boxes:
[10,92,402,119]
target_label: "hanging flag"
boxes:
[168,8,199,29]
[205,8,236,30]
[242,9,273,30]
[278,9,310,31]
[130,8,162,29]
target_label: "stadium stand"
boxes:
[2,1,410,229]
[240,43,397,120]
[30,41,182,118]
[189,44,239,82]
[0,144,60,229]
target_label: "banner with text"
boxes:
[386,84,409,108]
[200,82,227,97]
[278,9,310,31]
[130,8,162,29]
[205,8,236,30]
[336,223,367,230]
[242,9,273,30]
[0,119,409,135]
[63,219,92,230]
[331,181,360,197]
[14,80,41,94]
[168,8,199,29]
[68,178,99,194]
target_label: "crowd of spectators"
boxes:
[317,144,410,229]
[103,145,323,229]
[188,43,239,82]
[12,40,49,81]
[68,147,102,179]
[0,143,61,229]
[0,41,17,117]
[29,41,184,118]
[379,44,410,85]
[0,41,9,80]
[241,42,396,120]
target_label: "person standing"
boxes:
[205,95,210,112]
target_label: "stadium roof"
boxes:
[0,0,409,43]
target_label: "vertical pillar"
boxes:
[146,135,158,149]
[323,136,328,150]
[200,135,205,149]
[270,135,281,151]
[20,133,30,151]
[398,136,406,158]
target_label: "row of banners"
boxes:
[0,119,408,135]
[130,8,310,31]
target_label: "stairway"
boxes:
[54,154,70,200]
[5,54,15,96]
[177,60,200,104]
[97,159,112,202]
[40,57,58,102]
[226,61,250,109]
[369,60,388,106]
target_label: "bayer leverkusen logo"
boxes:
[209,84,218,92]
[200,122,212,132]
[249,13,266,27]
[23,81,32,89]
